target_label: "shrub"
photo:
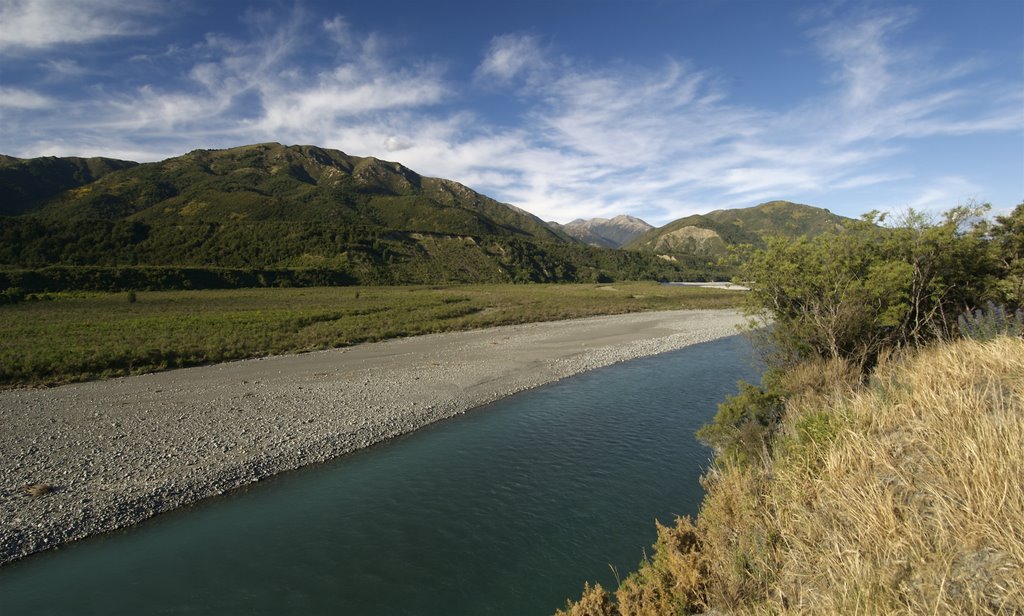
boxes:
[736,205,999,369]
[0,286,26,305]
[697,379,784,468]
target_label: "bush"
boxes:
[697,379,784,468]
[736,205,999,368]
[0,286,26,305]
[990,203,1024,307]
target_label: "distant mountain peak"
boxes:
[553,215,654,248]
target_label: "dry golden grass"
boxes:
[556,518,707,616]
[558,336,1023,615]
[556,583,617,616]
[767,336,1024,615]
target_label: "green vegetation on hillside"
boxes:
[559,336,1023,615]
[0,228,715,289]
[0,282,742,388]
[559,203,1024,615]
[0,144,730,286]
[736,205,998,369]
[704,200,847,238]
[0,154,138,216]
[624,201,850,258]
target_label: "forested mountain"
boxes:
[0,144,706,289]
[626,201,851,257]
[1,146,846,290]
[19,143,568,241]
[0,155,138,216]
[551,215,654,248]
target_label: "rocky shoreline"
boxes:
[0,309,747,566]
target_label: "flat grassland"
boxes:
[0,282,743,388]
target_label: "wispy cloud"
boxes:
[476,34,550,84]
[0,3,1019,225]
[0,86,54,109]
[3,6,451,156]
[257,65,448,133]
[811,7,916,108]
[0,0,162,51]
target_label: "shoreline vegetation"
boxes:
[558,336,1023,614]
[559,204,1024,614]
[0,282,742,389]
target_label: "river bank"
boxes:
[0,309,746,565]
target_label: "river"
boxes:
[0,334,761,615]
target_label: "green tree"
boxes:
[990,203,1024,307]
[736,204,998,368]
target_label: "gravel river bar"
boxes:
[0,309,747,565]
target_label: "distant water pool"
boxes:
[0,335,761,615]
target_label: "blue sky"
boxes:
[1,0,1021,225]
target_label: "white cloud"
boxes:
[15,6,450,148]
[326,7,1018,225]
[476,33,549,83]
[105,86,233,131]
[42,58,88,78]
[257,66,448,133]
[322,15,356,50]
[0,0,161,51]
[904,176,983,213]
[811,8,916,108]
[384,136,413,152]
[0,86,54,108]
[0,4,1019,226]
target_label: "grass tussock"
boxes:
[769,336,1024,614]
[559,336,1024,615]
[21,483,54,497]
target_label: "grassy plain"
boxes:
[0,282,742,388]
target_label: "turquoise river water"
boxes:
[0,335,761,615]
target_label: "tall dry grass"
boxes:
[768,336,1024,614]
[558,336,1024,615]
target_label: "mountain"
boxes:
[702,200,850,239]
[0,154,138,216]
[625,201,851,257]
[551,215,654,248]
[0,144,702,288]
[25,143,569,242]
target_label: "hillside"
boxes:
[552,215,654,248]
[24,143,569,241]
[0,154,138,216]
[625,201,850,257]
[559,335,1024,615]
[561,204,1024,614]
[0,144,701,288]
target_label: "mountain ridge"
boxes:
[23,143,572,243]
[625,201,851,257]
[0,145,848,288]
[0,143,707,286]
[551,215,654,248]
[0,154,139,216]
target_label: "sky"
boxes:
[0,0,1021,225]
